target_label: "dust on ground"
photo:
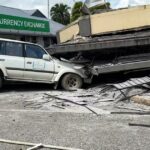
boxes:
[0,83,149,150]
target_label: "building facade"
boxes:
[0,5,64,47]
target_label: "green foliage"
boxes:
[90,2,111,12]
[50,3,70,25]
[71,1,83,22]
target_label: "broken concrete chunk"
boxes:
[131,96,150,106]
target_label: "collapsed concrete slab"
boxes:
[57,5,150,44]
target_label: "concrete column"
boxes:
[36,37,44,47]
[15,36,21,40]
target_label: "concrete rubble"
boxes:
[0,77,150,150]
[0,78,149,114]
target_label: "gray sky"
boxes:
[0,0,150,17]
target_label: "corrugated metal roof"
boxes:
[23,9,37,16]
[50,20,65,35]
[23,9,47,18]
[0,5,41,19]
[0,5,65,35]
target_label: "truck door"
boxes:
[24,44,55,82]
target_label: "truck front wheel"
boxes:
[61,73,83,90]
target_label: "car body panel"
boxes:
[1,55,24,79]
[24,57,55,81]
[52,59,87,82]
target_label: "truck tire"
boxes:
[61,73,83,90]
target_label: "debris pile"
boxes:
[22,76,150,115]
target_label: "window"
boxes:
[25,44,46,59]
[0,41,5,55]
[5,42,23,57]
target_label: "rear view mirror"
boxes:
[43,54,51,61]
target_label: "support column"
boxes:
[36,37,44,47]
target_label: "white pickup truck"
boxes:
[0,38,90,90]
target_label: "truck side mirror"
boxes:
[43,54,51,61]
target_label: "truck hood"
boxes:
[53,58,85,70]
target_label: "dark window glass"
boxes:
[25,44,46,59]
[0,41,5,55]
[5,42,23,57]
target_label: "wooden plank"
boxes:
[0,139,83,150]
[111,111,150,115]
[44,93,87,106]
[85,106,110,115]
[51,104,65,109]
[115,106,147,112]
[129,123,150,128]
[27,144,43,150]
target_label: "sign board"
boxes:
[0,14,50,33]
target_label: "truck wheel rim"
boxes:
[68,78,77,88]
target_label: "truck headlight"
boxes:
[73,66,84,69]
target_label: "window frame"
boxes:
[0,40,6,55]
[5,41,24,57]
[24,44,48,59]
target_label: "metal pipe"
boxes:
[48,0,50,19]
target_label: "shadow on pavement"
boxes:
[1,70,150,92]
[1,83,54,92]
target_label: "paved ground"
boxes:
[0,83,149,150]
[0,111,150,150]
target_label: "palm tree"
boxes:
[50,3,70,25]
[71,1,83,22]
